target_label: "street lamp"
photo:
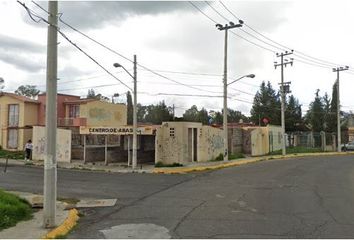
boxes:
[224,73,255,161]
[113,55,138,169]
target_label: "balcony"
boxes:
[58,118,87,127]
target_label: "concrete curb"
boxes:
[43,208,79,239]
[152,152,354,174]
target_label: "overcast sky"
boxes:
[1,0,354,117]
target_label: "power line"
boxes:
[218,1,353,70]
[18,1,132,91]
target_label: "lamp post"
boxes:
[224,74,255,160]
[113,55,137,169]
[216,20,244,161]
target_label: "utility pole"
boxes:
[113,56,137,169]
[132,55,137,169]
[274,50,293,156]
[332,66,349,152]
[216,20,243,161]
[44,1,58,228]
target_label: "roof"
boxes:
[0,92,39,104]
[63,98,97,104]
[39,92,80,98]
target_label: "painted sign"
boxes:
[80,126,155,135]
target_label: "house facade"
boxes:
[0,93,39,151]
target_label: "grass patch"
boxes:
[229,153,245,160]
[269,146,322,155]
[155,162,183,168]
[0,149,25,160]
[0,189,32,231]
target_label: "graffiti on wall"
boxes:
[32,126,71,163]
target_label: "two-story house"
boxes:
[0,92,39,151]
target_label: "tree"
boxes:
[250,81,281,126]
[15,85,40,99]
[127,91,133,125]
[285,95,302,132]
[0,77,4,93]
[228,109,249,123]
[305,89,325,132]
[86,89,110,102]
[144,101,173,124]
[327,82,338,133]
[183,105,199,122]
[182,105,209,124]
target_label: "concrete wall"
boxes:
[228,127,243,154]
[198,125,224,162]
[32,126,71,162]
[249,125,282,156]
[155,122,223,164]
[80,100,127,127]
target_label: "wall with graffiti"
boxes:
[80,100,127,127]
[32,126,71,163]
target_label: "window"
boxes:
[169,127,175,137]
[69,105,80,118]
[8,129,18,149]
[8,104,19,127]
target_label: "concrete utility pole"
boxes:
[216,20,243,161]
[132,55,137,169]
[44,0,58,228]
[333,66,349,152]
[113,55,137,169]
[274,50,294,156]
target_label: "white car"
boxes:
[342,141,354,151]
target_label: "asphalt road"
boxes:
[1,155,354,238]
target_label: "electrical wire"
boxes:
[17,1,132,91]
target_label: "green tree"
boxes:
[327,82,338,133]
[144,101,173,124]
[250,81,281,126]
[285,95,302,132]
[305,89,325,132]
[86,89,110,102]
[126,91,133,125]
[182,105,209,124]
[137,103,146,123]
[15,85,40,98]
[228,109,249,123]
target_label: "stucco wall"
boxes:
[32,126,71,162]
[198,126,224,162]
[155,122,223,164]
[250,125,282,156]
[80,101,127,127]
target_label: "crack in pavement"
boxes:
[172,200,206,238]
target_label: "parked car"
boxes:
[341,141,354,151]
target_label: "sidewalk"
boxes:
[1,151,354,175]
[0,192,71,239]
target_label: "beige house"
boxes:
[155,122,224,164]
[0,93,39,151]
